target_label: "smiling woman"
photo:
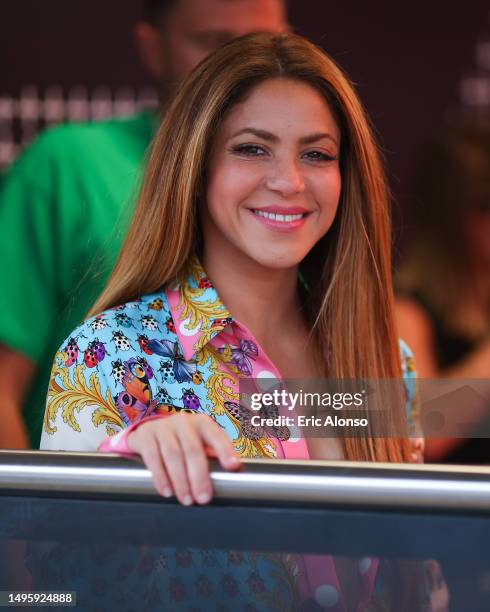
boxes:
[204,78,341,269]
[40,33,433,611]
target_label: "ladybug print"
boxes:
[182,388,201,411]
[148,297,164,311]
[196,575,213,597]
[221,574,239,597]
[247,571,266,595]
[91,339,108,362]
[90,315,108,332]
[155,387,174,406]
[140,315,159,331]
[175,549,193,568]
[158,359,176,383]
[192,371,203,385]
[199,549,221,567]
[84,346,99,368]
[168,579,186,602]
[111,360,126,384]
[114,313,134,329]
[125,299,141,310]
[165,317,176,334]
[111,331,132,352]
[198,277,212,289]
[63,337,79,367]
[227,551,244,565]
[137,334,153,355]
[211,317,233,329]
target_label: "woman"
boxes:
[396,124,490,463]
[40,33,439,611]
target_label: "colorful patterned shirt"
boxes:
[40,258,420,611]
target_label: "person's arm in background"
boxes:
[396,297,490,461]
[0,131,65,449]
[0,346,35,448]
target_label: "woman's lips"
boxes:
[249,208,310,231]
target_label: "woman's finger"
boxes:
[156,423,194,506]
[411,436,425,463]
[135,433,173,498]
[197,415,241,471]
[174,415,213,504]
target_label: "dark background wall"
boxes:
[1,1,489,224]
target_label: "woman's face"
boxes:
[203,78,342,270]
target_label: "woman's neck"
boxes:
[202,246,304,343]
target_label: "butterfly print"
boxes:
[224,400,290,441]
[219,339,258,376]
[147,339,196,383]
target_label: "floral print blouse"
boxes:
[40,258,422,612]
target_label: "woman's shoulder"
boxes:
[59,292,171,353]
[42,291,172,451]
[50,290,173,392]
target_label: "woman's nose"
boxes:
[265,157,305,196]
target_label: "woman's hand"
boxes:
[410,436,425,463]
[126,413,241,505]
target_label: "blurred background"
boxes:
[1,0,490,210]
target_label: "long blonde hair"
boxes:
[90,32,411,464]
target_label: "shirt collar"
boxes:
[164,258,234,362]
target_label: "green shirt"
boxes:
[0,112,155,447]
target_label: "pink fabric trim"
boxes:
[98,413,173,456]
[166,285,200,362]
[98,412,219,459]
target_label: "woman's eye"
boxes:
[303,150,337,162]
[231,144,267,157]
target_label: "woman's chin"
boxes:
[246,249,308,270]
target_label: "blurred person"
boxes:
[0,0,288,449]
[396,123,490,463]
[40,32,441,611]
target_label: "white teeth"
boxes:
[254,210,304,222]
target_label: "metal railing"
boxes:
[2,450,490,511]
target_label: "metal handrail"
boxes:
[2,450,490,510]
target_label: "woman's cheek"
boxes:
[210,163,259,212]
[315,172,341,225]
[230,162,265,198]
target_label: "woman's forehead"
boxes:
[217,78,340,143]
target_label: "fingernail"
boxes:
[182,495,193,506]
[229,456,240,464]
[197,492,211,504]
[162,487,172,498]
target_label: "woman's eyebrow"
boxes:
[300,132,338,147]
[229,128,338,147]
[230,127,278,142]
